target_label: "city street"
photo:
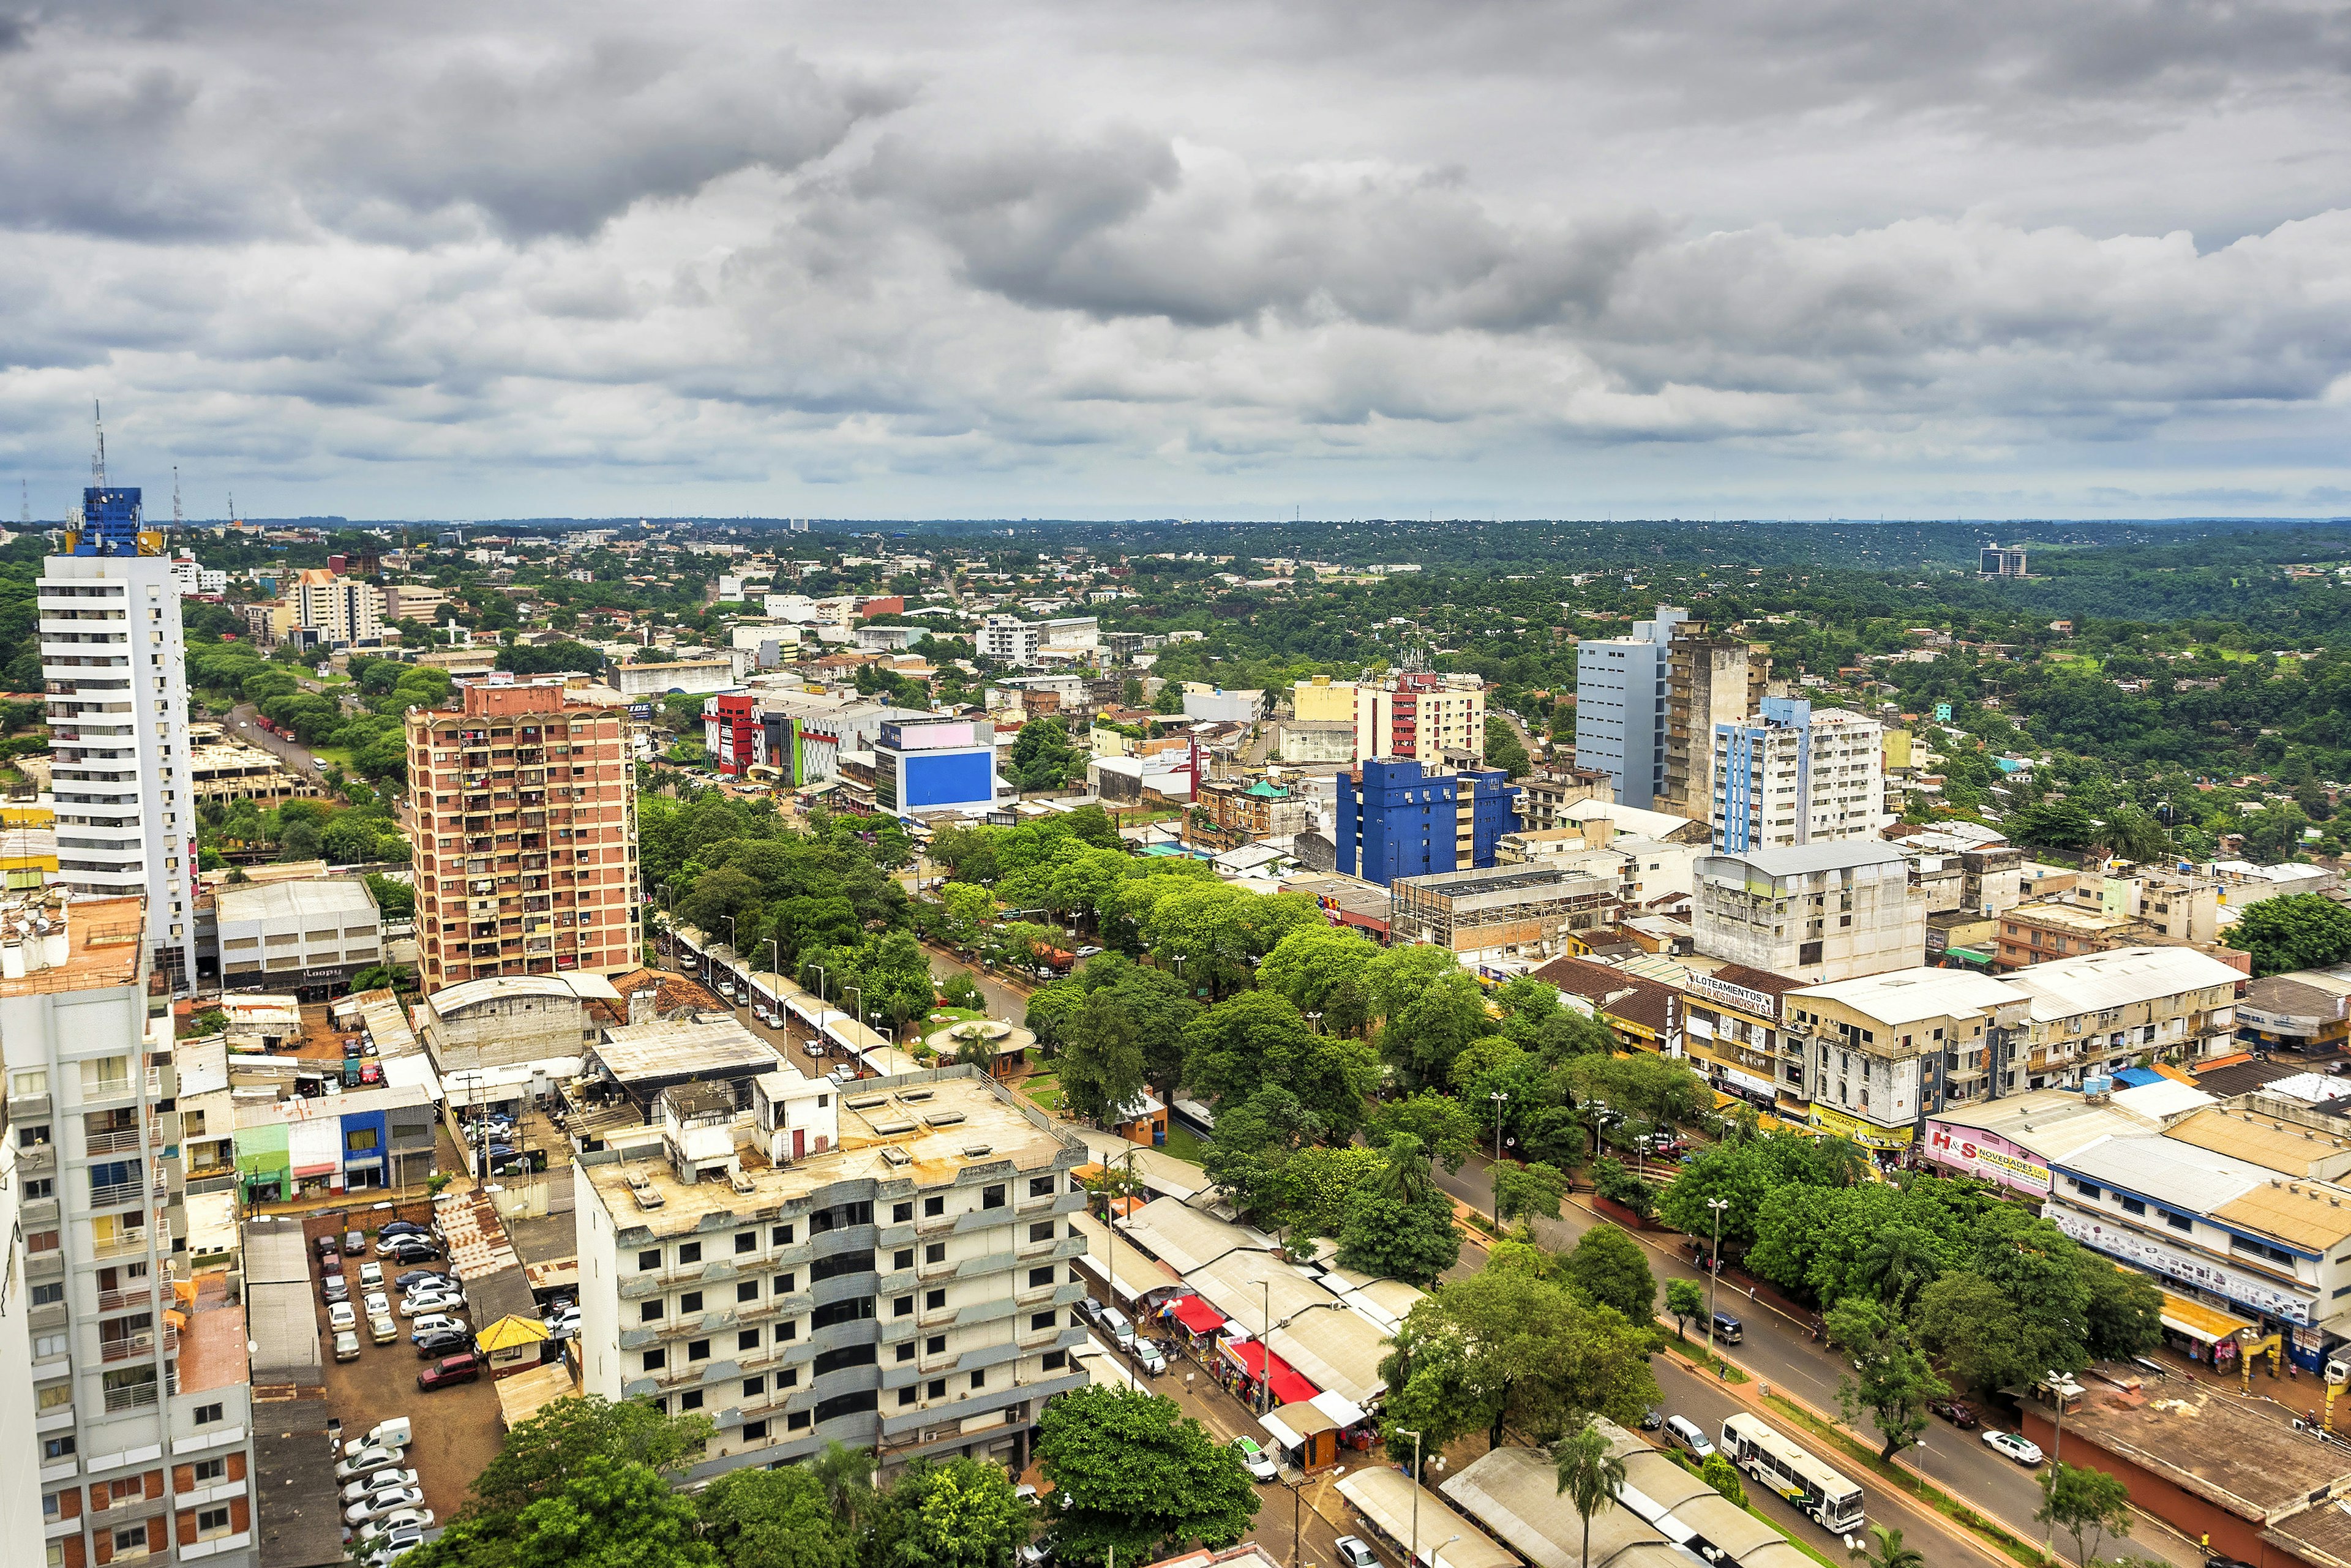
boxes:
[1429,1153,2206,1568]
[228,700,332,778]
[924,941,1038,1024]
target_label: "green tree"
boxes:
[1493,1161,1570,1228]
[1367,1092,1482,1174]
[1058,991,1146,1125]
[2036,1463,2133,1568]
[1698,1452,1746,1508]
[459,1397,713,1523]
[696,1465,859,1568]
[1588,1158,1654,1221]
[2226,891,2351,975]
[1485,716,1533,779]
[1257,925,1382,1021]
[1664,1279,1705,1341]
[1182,991,1378,1138]
[1336,1182,1461,1287]
[1847,1525,1924,1568]
[940,882,994,942]
[1553,1417,1627,1568]
[1272,1144,1389,1237]
[886,1457,1035,1568]
[1827,1299,1948,1461]
[1562,1224,1655,1325]
[1033,1386,1259,1563]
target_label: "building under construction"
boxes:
[1387,863,1617,957]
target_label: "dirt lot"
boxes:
[299,1207,506,1528]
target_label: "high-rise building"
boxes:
[1711,698,1886,853]
[42,490,198,989]
[0,1052,40,1568]
[574,1067,1090,1481]
[405,680,641,991]
[1353,673,1486,763]
[977,616,1042,666]
[1978,546,2029,579]
[1573,606,1685,809]
[1660,629,1766,817]
[1693,842,1925,983]
[1332,757,1520,887]
[291,570,383,647]
[0,890,260,1568]
[872,716,997,812]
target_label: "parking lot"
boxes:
[299,1207,508,1531]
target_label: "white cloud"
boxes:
[0,0,2349,518]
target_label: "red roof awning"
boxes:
[1168,1295,1226,1333]
[1223,1337,1319,1405]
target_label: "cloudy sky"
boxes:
[4,1,2351,522]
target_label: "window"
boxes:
[1031,1310,1057,1330]
[193,1403,223,1425]
[814,1343,879,1376]
[643,1348,667,1371]
[113,1525,148,1557]
[893,1249,915,1271]
[679,1242,702,1264]
[17,1123,48,1149]
[344,1127,379,1153]
[10,1069,46,1097]
[641,1301,664,1322]
[896,1342,915,1362]
[735,1231,757,1255]
[2162,1209,2194,1233]
[42,1436,74,1461]
[680,1291,703,1314]
[1042,1350,1067,1371]
[680,1389,703,1411]
[773,1225,794,1246]
[779,1367,798,1388]
[773,1272,797,1294]
[688,1338,711,1362]
[1027,1266,1054,1288]
[737,1280,759,1304]
[928,1379,947,1398]
[924,1242,947,1264]
[892,1202,913,1224]
[925,1289,947,1310]
[1029,1176,1055,1198]
[787,1411,811,1431]
[639,1249,662,1271]
[743,1420,769,1441]
[2120,1197,2145,1217]
[777,1321,798,1342]
[196,1507,231,1539]
[983,1185,1006,1209]
[1030,1221,1054,1242]
[811,1249,875,1283]
[924,1195,945,1218]
[899,1387,918,1406]
[192,1457,227,1485]
[894,1296,915,1317]
[739,1329,761,1351]
[30,1281,62,1307]
[744,1375,766,1397]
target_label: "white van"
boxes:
[1100,1308,1135,1350]
[1665,1416,1715,1460]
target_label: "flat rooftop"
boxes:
[0,890,144,996]
[217,874,375,925]
[2047,1377,2351,1520]
[592,1013,783,1083]
[178,1270,251,1395]
[582,1070,1077,1228]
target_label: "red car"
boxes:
[1929,1398,1978,1428]
[418,1352,482,1390]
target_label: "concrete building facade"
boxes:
[39,552,198,991]
[406,680,641,990]
[290,571,383,647]
[1575,607,1684,809]
[211,877,381,997]
[1711,698,1885,853]
[1693,841,1925,983]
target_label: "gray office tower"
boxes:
[1573,606,1687,809]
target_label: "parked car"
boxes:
[1982,1430,2044,1466]
[1134,1341,1166,1376]
[1638,1407,1664,1431]
[1231,1436,1278,1482]
[408,1312,467,1341]
[341,1469,420,1505]
[392,1268,445,1290]
[328,1301,358,1332]
[369,1313,399,1346]
[1664,1416,1715,1460]
[334,1330,362,1363]
[322,1251,345,1277]
[358,1261,384,1289]
[402,1289,464,1318]
[344,1418,413,1455]
[1929,1398,1979,1429]
[315,1234,341,1263]
[344,1230,367,1256]
[1335,1540,1379,1568]
[414,1328,472,1359]
[334,1446,408,1483]
[380,1221,429,1240]
[323,1275,350,1305]
[1076,1297,1106,1326]
[379,1235,439,1259]
[1017,1537,1056,1568]
[1101,1308,1134,1349]
[419,1351,483,1390]
[362,1291,391,1319]
[345,1487,427,1525]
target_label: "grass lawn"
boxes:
[1160,1125,1206,1165]
[1024,1081,1065,1114]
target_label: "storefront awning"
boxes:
[1168,1295,1227,1334]
[1222,1337,1318,1406]
[2161,1289,2257,1345]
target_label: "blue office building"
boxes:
[874,715,998,814]
[74,484,145,555]
[1333,757,1521,887]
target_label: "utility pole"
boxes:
[2042,1371,2068,1562]
[1395,1427,1424,1568]
[1488,1091,1509,1228]
[1704,1198,1728,1368]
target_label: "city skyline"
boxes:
[2,4,2350,519]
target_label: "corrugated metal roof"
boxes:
[2005,947,2245,1021]
[1440,1445,1663,1568]
[1790,966,2020,1027]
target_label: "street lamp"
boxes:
[812,964,830,1057]
[1304,1011,1322,1035]
[1635,1133,1652,1180]
[2042,1370,2069,1561]
[1393,1427,1425,1568]
[1704,1198,1728,1367]
[1431,1534,1460,1568]
[1488,1092,1510,1229]
[723,915,741,1016]
[846,986,866,1074]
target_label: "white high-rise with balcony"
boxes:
[39,555,197,991]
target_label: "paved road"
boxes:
[1430,1152,2203,1568]
[227,702,332,778]
[923,942,1038,1026]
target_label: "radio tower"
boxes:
[92,399,107,486]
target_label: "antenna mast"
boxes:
[173,466,183,527]
[19,479,28,529]
[92,399,107,486]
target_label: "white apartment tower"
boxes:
[1711,697,1885,854]
[0,890,260,1568]
[39,553,198,992]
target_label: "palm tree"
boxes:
[1848,1525,1924,1568]
[1553,1418,1627,1568]
[805,1440,876,1523]
[1371,1133,1435,1207]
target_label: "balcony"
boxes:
[96,1283,157,1314]
[91,1232,156,1261]
[102,1380,163,1414]
[99,1325,178,1363]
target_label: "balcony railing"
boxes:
[99,1326,177,1364]
[96,1284,157,1314]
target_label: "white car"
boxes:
[334,1446,408,1482]
[1982,1430,2044,1466]
[1335,1540,1379,1568]
[358,1262,384,1289]
[362,1291,392,1319]
[341,1469,420,1505]
[1231,1436,1278,1482]
[345,1486,427,1525]
[408,1312,467,1341]
[328,1301,358,1332]
[402,1291,463,1318]
[358,1512,434,1548]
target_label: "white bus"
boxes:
[1720,1414,1865,1534]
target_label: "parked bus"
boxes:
[1719,1414,1865,1534]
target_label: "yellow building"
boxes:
[1291,677,1359,724]
[0,798,59,888]
[1883,727,1913,771]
